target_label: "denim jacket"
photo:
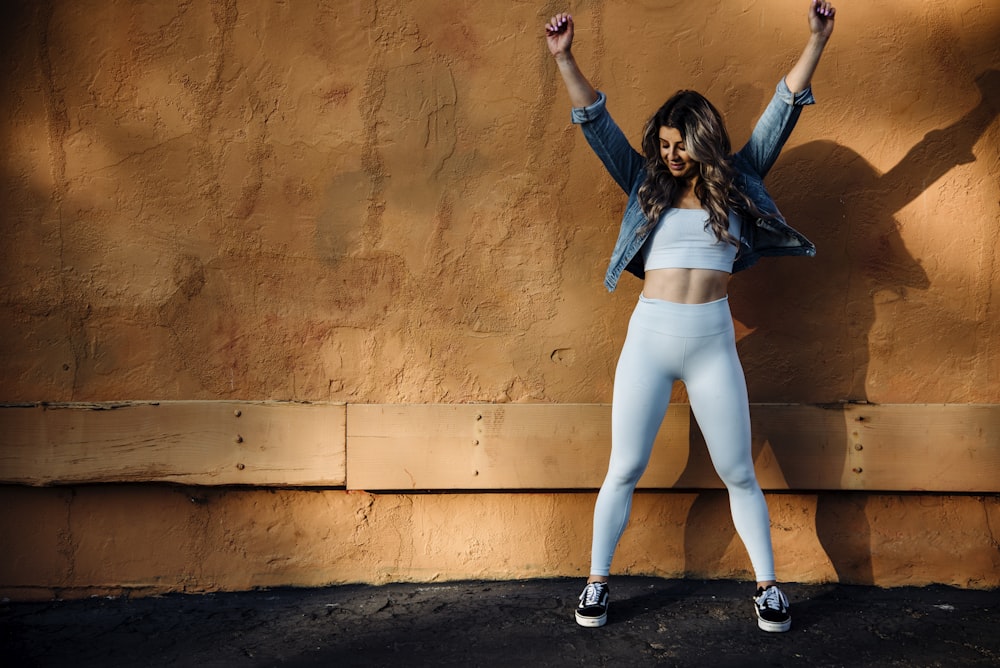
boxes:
[571,79,817,292]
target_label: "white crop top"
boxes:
[641,208,742,272]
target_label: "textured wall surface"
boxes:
[2,486,998,601]
[4,0,995,405]
[1,0,998,597]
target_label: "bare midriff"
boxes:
[642,267,731,304]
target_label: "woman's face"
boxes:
[658,126,697,180]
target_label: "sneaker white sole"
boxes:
[757,616,791,633]
[575,608,608,628]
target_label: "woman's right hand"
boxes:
[545,13,574,57]
[545,12,599,108]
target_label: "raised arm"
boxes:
[785,0,836,94]
[545,13,599,108]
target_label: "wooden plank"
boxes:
[836,403,1000,492]
[347,404,1000,492]
[2,402,996,491]
[346,403,689,490]
[0,402,346,486]
[749,403,1000,492]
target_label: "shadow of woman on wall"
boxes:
[680,69,998,586]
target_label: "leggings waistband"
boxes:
[633,294,734,338]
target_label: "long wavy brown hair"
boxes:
[637,90,769,244]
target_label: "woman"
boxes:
[545,0,836,632]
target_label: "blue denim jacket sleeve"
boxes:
[571,92,645,194]
[730,78,817,273]
[735,78,815,178]
[572,92,650,289]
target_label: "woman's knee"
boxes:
[715,461,758,491]
[605,458,648,488]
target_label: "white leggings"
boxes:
[591,294,776,583]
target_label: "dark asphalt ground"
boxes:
[2,577,999,667]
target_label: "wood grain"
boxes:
[0,402,346,486]
[3,402,997,492]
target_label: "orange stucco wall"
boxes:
[1,1,998,598]
[2,486,998,601]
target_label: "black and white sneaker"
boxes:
[754,584,792,632]
[575,581,609,627]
